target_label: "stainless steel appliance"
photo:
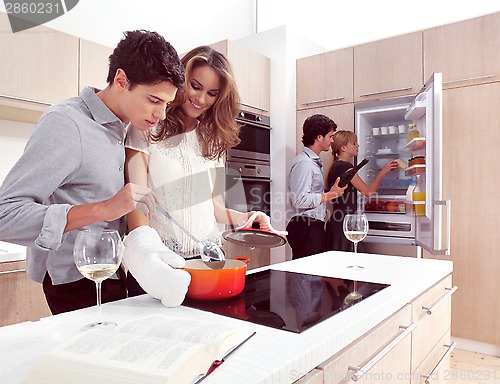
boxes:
[184,269,390,333]
[225,111,272,217]
[356,73,450,257]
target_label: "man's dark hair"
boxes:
[302,114,337,146]
[107,30,185,89]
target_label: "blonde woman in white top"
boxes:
[123,46,270,297]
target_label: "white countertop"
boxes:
[0,241,26,263]
[0,251,453,384]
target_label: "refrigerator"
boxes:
[355,73,450,257]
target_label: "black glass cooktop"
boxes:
[183,269,390,333]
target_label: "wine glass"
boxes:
[343,213,369,254]
[73,228,124,329]
[343,214,369,303]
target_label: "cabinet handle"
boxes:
[443,74,496,85]
[0,268,26,275]
[301,96,345,106]
[360,86,412,97]
[421,342,456,383]
[0,93,52,106]
[422,286,458,315]
[348,322,417,381]
[239,102,268,113]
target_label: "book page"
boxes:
[23,315,255,384]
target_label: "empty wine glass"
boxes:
[73,228,124,329]
[343,213,369,254]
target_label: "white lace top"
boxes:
[125,125,223,258]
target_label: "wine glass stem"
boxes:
[354,242,358,254]
[353,280,358,293]
[95,281,102,324]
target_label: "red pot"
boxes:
[182,257,249,300]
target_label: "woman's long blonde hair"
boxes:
[150,46,241,160]
[330,130,357,161]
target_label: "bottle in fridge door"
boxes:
[412,175,425,216]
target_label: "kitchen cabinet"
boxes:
[437,82,500,346]
[411,331,452,384]
[0,13,78,119]
[424,12,500,89]
[296,48,353,110]
[209,40,270,115]
[318,305,413,383]
[0,260,51,327]
[79,39,113,92]
[354,32,423,102]
[411,275,455,377]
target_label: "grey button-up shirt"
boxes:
[0,87,127,284]
[288,147,326,221]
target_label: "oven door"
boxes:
[225,163,271,217]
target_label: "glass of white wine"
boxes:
[343,213,369,254]
[73,228,124,329]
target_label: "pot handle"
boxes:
[234,256,250,265]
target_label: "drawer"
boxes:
[319,305,413,383]
[411,330,454,384]
[411,275,456,371]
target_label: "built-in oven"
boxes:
[227,111,271,163]
[223,111,272,269]
[225,111,271,217]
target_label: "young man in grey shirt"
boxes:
[287,114,346,259]
[0,30,190,314]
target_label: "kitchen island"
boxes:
[0,251,453,384]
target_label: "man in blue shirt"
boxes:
[287,114,346,259]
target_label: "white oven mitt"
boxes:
[123,226,191,307]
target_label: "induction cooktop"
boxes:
[183,269,390,333]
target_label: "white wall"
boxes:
[0,120,32,184]
[236,26,326,263]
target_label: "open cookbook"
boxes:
[23,315,255,384]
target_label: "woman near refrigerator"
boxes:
[325,130,398,252]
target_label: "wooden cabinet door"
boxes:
[411,331,452,384]
[0,261,51,326]
[296,103,355,177]
[296,47,353,109]
[439,83,500,346]
[210,40,270,116]
[0,13,78,106]
[424,12,500,89]
[410,275,454,372]
[354,32,423,102]
[79,39,113,92]
[318,305,412,383]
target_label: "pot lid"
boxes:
[222,228,287,248]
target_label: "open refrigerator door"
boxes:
[355,73,450,256]
[405,72,450,255]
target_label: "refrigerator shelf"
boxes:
[405,164,426,175]
[405,137,426,151]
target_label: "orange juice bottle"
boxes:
[413,175,426,216]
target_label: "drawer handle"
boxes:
[348,322,417,381]
[0,268,26,275]
[422,342,456,383]
[443,74,496,85]
[301,96,345,106]
[360,86,412,97]
[239,102,268,113]
[422,286,458,315]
